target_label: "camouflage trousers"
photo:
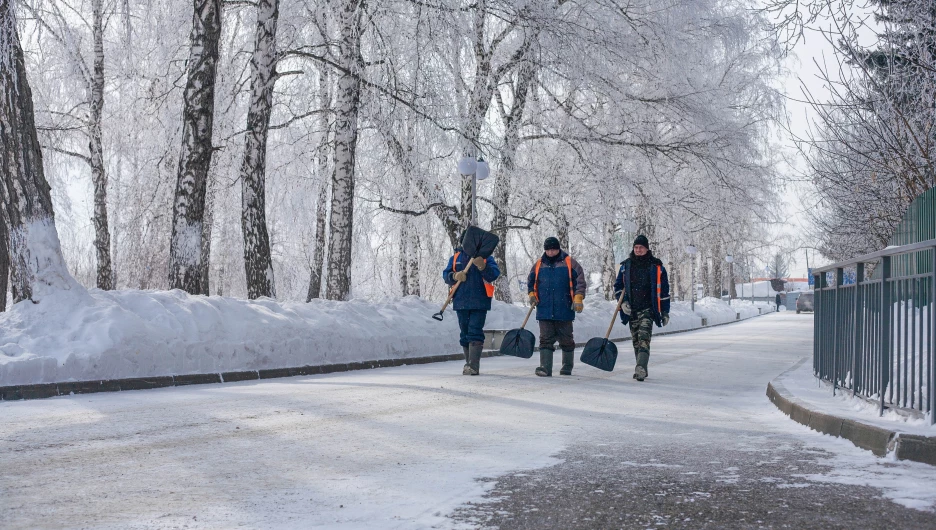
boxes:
[629,308,655,370]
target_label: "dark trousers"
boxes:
[539,320,575,350]
[457,310,487,346]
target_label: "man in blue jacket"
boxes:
[527,237,587,377]
[442,245,501,375]
[614,235,670,381]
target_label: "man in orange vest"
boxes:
[614,235,671,381]
[527,237,587,376]
[442,242,501,375]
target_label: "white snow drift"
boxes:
[0,288,772,386]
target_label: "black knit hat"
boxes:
[633,234,650,249]
[544,237,561,250]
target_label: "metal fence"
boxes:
[813,239,935,423]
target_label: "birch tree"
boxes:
[168,0,222,295]
[0,0,79,303]
[325,0,363,301]
[239,0,279,299]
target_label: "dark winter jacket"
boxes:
[442,250,501,311]
[614,254,670,327]
[527,251,587,321]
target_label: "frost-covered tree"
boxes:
[239,0,279,299]
[0,0,79,303]
[169,0,222,295]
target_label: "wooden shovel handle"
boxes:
[520,303,535,329]
[605,287,627,340]
[438,260,476,314]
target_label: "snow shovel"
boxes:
[431,226,500,321]
[580,288,627,371]
[499,304,536,358]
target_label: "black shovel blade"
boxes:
[499,328,535,358]
[462,225,500,259]
[580,338,618,372]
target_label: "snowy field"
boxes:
[2,312,935,529]
[0,287,772,386]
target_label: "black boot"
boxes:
[466,341,482,375]
[535,348,554,377]
[462,345,470,375]
[559,348,574,375]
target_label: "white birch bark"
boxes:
[307,179,329,301]
[0,1,80,303]
[325,0,363,301]
[89,0,113,290]
[168,0,222,295]
[493,39,537,303]
[239,0,279,299]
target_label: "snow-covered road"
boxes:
[2,313,936,529]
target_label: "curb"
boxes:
[0,308,773,403]
[766,378,936,466]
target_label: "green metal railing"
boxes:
[814,239,935,423]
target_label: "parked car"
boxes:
[796,292,814,314]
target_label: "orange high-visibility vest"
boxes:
[533,256,574,301]
[453,252,494,297]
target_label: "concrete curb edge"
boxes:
[766,376,936,466]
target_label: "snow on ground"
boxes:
[0,288,773,386]
[779,360,936,434]
[2,312,934,530]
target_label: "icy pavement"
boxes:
[2,312,935,529]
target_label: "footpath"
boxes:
[767,356,936,467]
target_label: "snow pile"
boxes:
[0,288,770,386]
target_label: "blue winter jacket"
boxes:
[527,251,587,321]
[442,250,501,311]
[613,257,671,327]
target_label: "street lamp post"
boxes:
[458,153,490,226]
[725,254,734,301]
[686,244,697,311]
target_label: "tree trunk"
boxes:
[325,0,363,301]
[239,0,279,299]
[89,0,113,290]
[307,179,329,301]
[493,54,535,303]
[0,208,9,311]
[306,68,331,303]
[0,1,80,303]
[459,3,496,229]
[602,222,616,300]
[168,0,222,294]
[406,227,419,297]
[200,173,215,295]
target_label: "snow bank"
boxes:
[0,288,771,386]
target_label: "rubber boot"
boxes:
[535,347,554,377]
[634,351,649,381]
[559,348,574,375]
[466,341,483,375]
[462,345,471,375]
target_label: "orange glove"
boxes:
[573,294,584,313]
[528,292,538,307]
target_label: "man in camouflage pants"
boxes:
[613,235,671,381]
